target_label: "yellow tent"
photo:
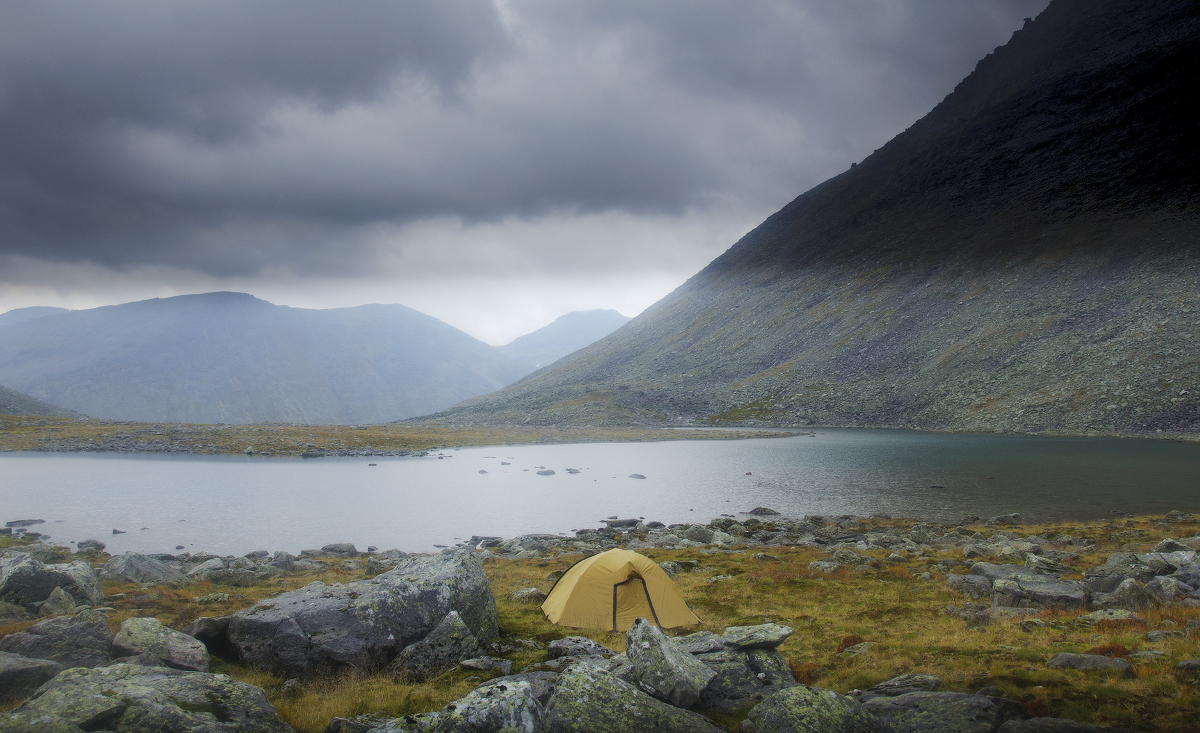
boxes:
[541,548,701,631]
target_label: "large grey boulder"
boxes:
[544,661,726,733]
[626,617,716,708]
[992,577,1088,611]
[37,587,76,617]
[0,611,114,668]
[1089,578,1150,612]
[0,651,63,704]
[1143,576,1195,605]
[101,552,191,587]
[946,574,993,599]
[214,550,496,676]
[113,617,210,672]
[2,663,293,733]
[1045,653,1133,678]
[385,611,478,682]
[682,525,715,544]
[1086,553,1160,582]
[722,623,794,650]
[695,646,798,713]
[969,563,1037,583]
[1024,555,1071,576]
[0,599,32,621]
[748,685,895,732]
[0,553,104,609]
[188,556,280,587]
[862,692,1025,733]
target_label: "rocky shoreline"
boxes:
[3,508,1200,732]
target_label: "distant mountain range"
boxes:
[499,310,630,368]
[0,293,628,423]
[0,383,81,418]
[421,0,1200,438]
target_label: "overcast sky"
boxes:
[0,0,1049,344]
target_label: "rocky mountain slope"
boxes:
[0,292,533,424]
[499,309,631,368]
[421,0,1200,438]
[0,383,80,418]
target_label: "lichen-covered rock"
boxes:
[101,552,191,587]
[808,561,842,574]
[1086,553,1160,582]
[0,611,114,668]
[0,599,32,621]
[1046,653,1134,678]
[749,685,895,732]
[75,540,106,553]
[674,631,726,654]
[37,587,75,617]
[1143,576,1195,605]
[946,574,992,599]
[1089,578,1150,612]
[429,678,543,733]
[546,636,615,659]
[682,525,715,544]
[3,663,293,732]
[216,550,496,676]
[863,691,1025,733]
[544,661,726,733]
[997,718,1137,732]
[852,674,942,703]
[0,553,103,608]
[722,623,794,650]
[695,647,798,713]
[511,587,548,603]
[386,611,478,682]
[113,617,210,672]
[969,563,1037,583]
[188,556,280,587]
[991,577,1088,611]
[0,651,63,703]
[626,617,715,708]
[1024,555,1071,576]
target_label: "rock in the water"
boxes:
[214,550,496,676]
[547,636,616,660]
[37,587,76,617]
[101,552,191,587]
[510,587,548,603]
[748,507,780,515]
[113,617,210,672]
[997,719,1137,732]
[852,673,942,703]
[75,540,106,553]
[4,663,293,733]
[0,553,104,608]
[0,611,114,668]
[749,685,895,733]
[863,691,1025,733]
[544,660,726,733]
[386,611,479,682]
[626,617,716,708]
[991,577,1088,611]
[722,623,794,650]
[0,651,63,703]
[694,647,798,713]
[1046,653,1134,678]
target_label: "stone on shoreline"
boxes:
[101,552,191,587]
[0,553,104,609]
[0,610,114,668]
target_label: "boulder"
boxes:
[1086,553,1159,582]
[0,651,63,704]
[694,647,798,713]
[749,685,895,733]
[1154,538,1192,553]
[722,623,794,650]
[0,600,32,621]
[1045,653,1134,678]
[510,587,548,603]
[1143,576,1194,605]
[543,661,726,733]
[808,561,842,574]
[37,587,76,617]
[998,719,1136,732]
[427,678,544,733]
[748,507,780,516]
[626,617,716,708]
[101,553,191,587]
[991,577,1088,611]
[833,549,872,566]
[969,563,1037,583]
[852,673,942,703]
[682,525,715,544]
[1090,578,1150,612]
[674,631,726,654]
[3,663,292,733]
[0,553,104,609]
[386,611,479,682]
[322,543,358,557]
[188,556,279,587]
[216,550,497,676]
[946,574,993,599]
[113,617,210,672]
[0,611,114,668]
[862,691,1025,733]
[547,636,615,659]
[1024,555,1071,576]
[75,540,106,553]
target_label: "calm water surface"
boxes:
[1,429,1198,555]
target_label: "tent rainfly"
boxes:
[540,548,701,631]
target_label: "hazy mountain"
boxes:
[0,383,81,418]
[0,292,531,424]
[499,310,631,368]
[0,306,70,327]
[421,0,1200,438]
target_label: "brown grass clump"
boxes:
[1086,643,1130,658]
[789,661,821,684]
[836,634,867,653]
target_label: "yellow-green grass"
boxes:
[2,515,1198,730]
[0,415,788,455]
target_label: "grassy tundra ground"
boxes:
[3,514,1199,731]
[0,414,788,455]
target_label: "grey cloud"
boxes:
[0,0,1049,277]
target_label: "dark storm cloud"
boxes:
[0,0,1048,276]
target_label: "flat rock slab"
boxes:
[3,663,293,733]
[101,553,191,587]
[722,623,794,650]
[547,636,615,660]
[863,691,1026,733]
[0,611,114,668]
[544,661,726,733]
[218,550,497,677]
[0,651,63,704]
[992,577,1088,611]
[1046,653,1134,678]
[113,617,210,672]
[750,685,896,733]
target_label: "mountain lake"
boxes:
[2,428,1199,556]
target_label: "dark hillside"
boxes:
[421,0,1200,438]
[0,383,81,418]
